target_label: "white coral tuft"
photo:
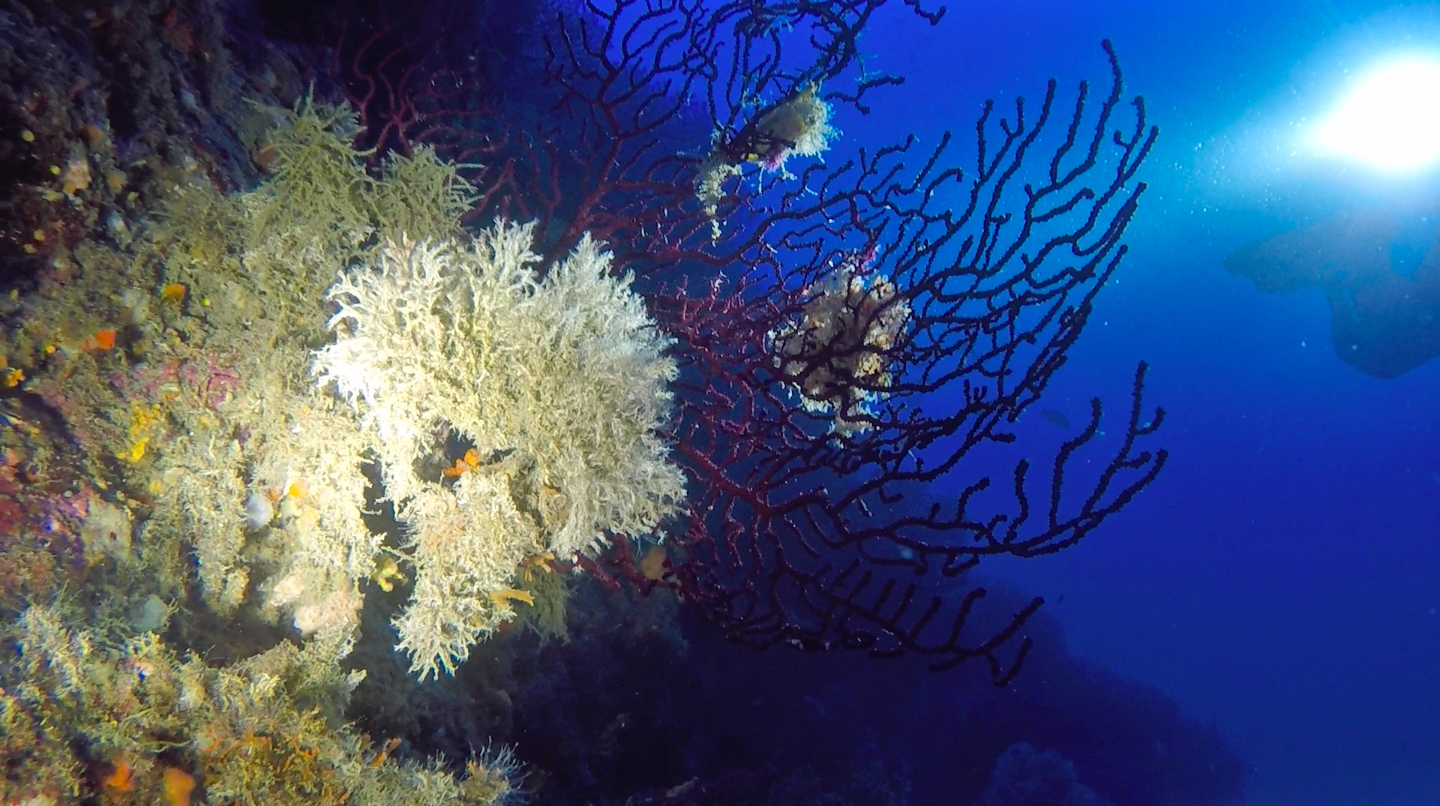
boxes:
[768,252,910,434]
[314,221,684,678]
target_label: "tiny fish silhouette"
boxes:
[1039,409,1070,430]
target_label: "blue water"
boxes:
[843,2,1440,803]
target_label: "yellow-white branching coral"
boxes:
[314,221,685,678]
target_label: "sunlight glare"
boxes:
[1315,56,1440,172]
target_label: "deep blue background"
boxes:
[843,2,1440,804]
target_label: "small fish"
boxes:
[490,588,535,608]
[442,448,481,477]
[162,767,195,806]
[102,757,134,791]
[640,545,668,580]
[80,329,117,351]
[1038,408,1070,430]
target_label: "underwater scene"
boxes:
[0,0,1437,804]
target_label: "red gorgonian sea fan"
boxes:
[344,0,1166,684]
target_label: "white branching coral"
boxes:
[139,99,469,631]
[745,83,835,170]
[314,221,685,678]
[697,83,835,239]
[245,393,377,638]
[768,252,910,434]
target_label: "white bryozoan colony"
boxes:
[314,221,685,678]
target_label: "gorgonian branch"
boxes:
[657,38,1163,681]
